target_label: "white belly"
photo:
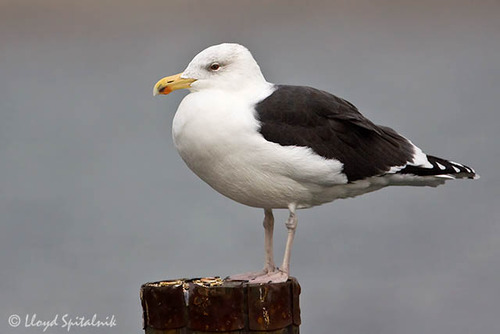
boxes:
[171,90,349,209]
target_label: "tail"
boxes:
[397,155,479,180]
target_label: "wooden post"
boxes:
[140,277,301,333]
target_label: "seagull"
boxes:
[153,43,478,283]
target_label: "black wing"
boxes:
[255,85,416,182]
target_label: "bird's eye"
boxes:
[209,63,221,71]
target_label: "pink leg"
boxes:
[250,203,297,284]
[228,209,276,281]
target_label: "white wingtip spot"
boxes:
[436,162,446,170]
[450,160,465,168]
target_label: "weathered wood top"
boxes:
[140,277,301,333]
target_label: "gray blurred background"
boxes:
[1,0,499,333]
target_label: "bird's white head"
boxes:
[153,43,266,96]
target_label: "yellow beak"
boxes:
[153,73,196,96]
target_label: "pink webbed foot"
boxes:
[227,270,269,281]
[227,264,277,281]
[248,269,289,284]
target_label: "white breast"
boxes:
[172,88,349,209]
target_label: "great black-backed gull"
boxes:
[153,43,478,283]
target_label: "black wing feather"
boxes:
[255,85,416,182]
[398,155,476,179]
